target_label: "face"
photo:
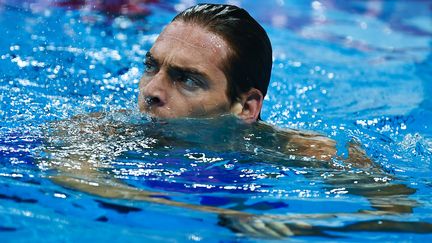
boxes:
[138,21,233,119]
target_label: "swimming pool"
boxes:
[1,0,431,241]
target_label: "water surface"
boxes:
[1,0,431,241]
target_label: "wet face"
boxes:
[138,21,233,119]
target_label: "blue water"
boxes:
[1,0,432,241]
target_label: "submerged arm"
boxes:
[42,116,423,239]
[276,126,417,213]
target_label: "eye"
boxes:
[177,74,201,91]
[144,60,158,74]
[168,69,209,92]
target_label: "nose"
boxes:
[141,73,167,108]
[144,96,162,106]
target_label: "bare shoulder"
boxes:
[255,121,373,168]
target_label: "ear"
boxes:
[231,88,263,123]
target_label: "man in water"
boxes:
[47,3,425,238]
[137,3,371,163]
[140,3,321,160]
[138,4,270,123]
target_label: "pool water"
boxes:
[1,0,432,241]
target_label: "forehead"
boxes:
[150,21,231,70]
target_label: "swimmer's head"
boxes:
[138,4,272,123]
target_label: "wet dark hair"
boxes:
[172,4,272,105]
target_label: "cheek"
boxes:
[192,93,231,114]
[138,76,149,91]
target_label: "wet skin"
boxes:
[138,21,234,118]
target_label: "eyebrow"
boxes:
[145,51,212,87]
[145,52,158,65]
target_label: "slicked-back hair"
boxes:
[172,4,272,107]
